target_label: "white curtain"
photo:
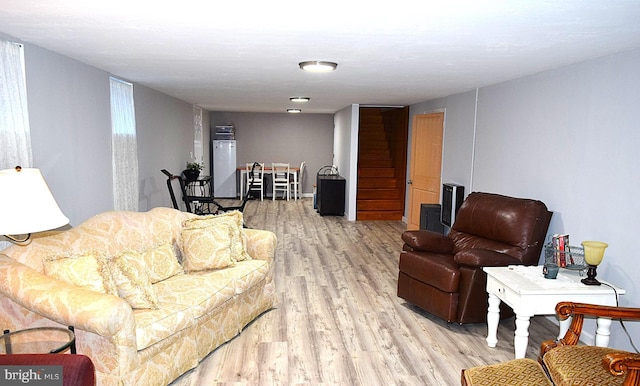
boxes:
[110,77,139,211]
[0,39,32,170]
[193,106,203,165]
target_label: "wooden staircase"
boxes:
[357,107,408,220]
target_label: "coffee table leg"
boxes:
[486,293,500,348]
[514,314,531,359]
[595,317,612,347]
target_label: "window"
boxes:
[0,39,32,169]
[110,77,139,211]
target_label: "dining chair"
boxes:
[246,162,264,201]
[272,162,290,200]
[290,161,306,200]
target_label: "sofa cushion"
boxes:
[153,271,236,319]
[43,252,117,295]
[132,302,194,351]
[110,251,160,310]
[153,260,269,321]
[142,243,184,283]
[543,345,627,386]
[230,260,270,295]
[464,358,553,386]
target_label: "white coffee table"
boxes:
[483,265,625,359]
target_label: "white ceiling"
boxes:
[1,0,640,114]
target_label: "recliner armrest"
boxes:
[454,249,523,267]
[401,230,454,253]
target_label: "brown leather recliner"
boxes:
[398,192,552,324]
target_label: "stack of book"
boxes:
[550,234,573,267]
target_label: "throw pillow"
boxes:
[183,210,251,263]
[141,243,183,283]
[181,213,242,272]
[44,252,117,295]
[109,250,160,309]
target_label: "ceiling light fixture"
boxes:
[287,109,302,113]
[289,96,310,102]
[299,61,337,72]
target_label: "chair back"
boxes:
[246,163,264,182]
[299,161,306,186]
[272,162,290,183]
[161,169,191,212]
[272,162,290,200]
[448,192,552,265]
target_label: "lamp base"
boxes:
[581,265,601,286]
[581,277,602,286]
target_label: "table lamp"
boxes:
[0,166,69,243]
[580,240,608,286]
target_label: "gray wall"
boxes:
[409,48,640,351]
[135,86,201,211]
[210,111,334,196]
[8,36,200,226]
[25,43,113,225]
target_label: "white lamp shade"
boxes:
[0,167,69,236]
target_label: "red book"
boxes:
[558,234,567,267]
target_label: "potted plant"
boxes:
[183,162,203,182]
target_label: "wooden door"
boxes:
[407,112,444,230]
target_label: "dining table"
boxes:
[238,166,300,200]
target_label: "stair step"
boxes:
[359,151,391,159]
[359,137,387,145]
[360,127,386,134]
[359,144,389,152]
[357,188,402,199]
[360,149,391,158]
[357,199,403,211]
[359,159,393,168]
[357,210,403,221]
[359,168,395,178]
[358,178,399,189]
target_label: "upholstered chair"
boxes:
[0,354,96,386]
[461,301,640,386]
[398,192,552,324]
[539,301,640,386]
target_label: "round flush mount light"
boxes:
[289,96,310,102]
[287,108,302,113]
[299,61,337,72]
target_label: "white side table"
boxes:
[483,265,625,359]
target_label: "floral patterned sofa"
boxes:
[0,207,277,386]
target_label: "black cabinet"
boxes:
[441,183,464,227]
[317,175,346,216]
[420,204,445,234]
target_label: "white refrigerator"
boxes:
[212,140,237,198]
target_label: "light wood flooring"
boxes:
[170,198,558,385]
